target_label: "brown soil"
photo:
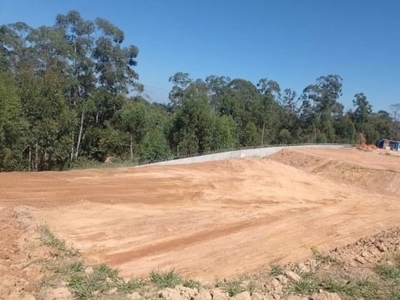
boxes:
[1,147,400,285]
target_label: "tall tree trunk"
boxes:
[35,142,39,172]
[75,110,85,159]
[261,122,266,146]
[28,146,31,172]
[70,131,75,161]
[130,136,134,161]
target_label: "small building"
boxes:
[378,139,391,149]
[378,139,399,151]
[390,140,399,151]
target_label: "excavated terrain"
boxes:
[1,147,400,299]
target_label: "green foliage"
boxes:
[182,278,201,290]
[149,269,182,289]
[223,279,244,297]
[269,264,284,276]
[39,226,80,257]
[374,263,400,280]
[290,273,319,295]
[0,11,398,171]
[141,128,172,163]
[0,71,28,171]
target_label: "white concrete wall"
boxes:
[148,144,350,166]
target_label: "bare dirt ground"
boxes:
[1,147,400,288]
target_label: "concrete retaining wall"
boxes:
[149,144,350,166]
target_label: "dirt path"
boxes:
[1,148,400,280]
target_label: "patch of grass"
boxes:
[50,261,84,274]
[374,264,400,280]
[290,273,319,295]
[223,279,244,297]
[67,264,124,299]
[311,247,341,266]
[319,277,348,293]
[213,278,223,288]
[39,225,79,257]
[182,278,201,290]
[344,278,381,299]
[389,290,400,300]
[118,278,145,294]
[149,269,182,289]
[269,264,284,276]
[393,253,400,267]
[246,280,257,295]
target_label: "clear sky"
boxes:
[1,0,399,112]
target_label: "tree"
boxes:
[302,75,343,142]
[168,72,192,107]
[257,78,281,145]
[169,83,214,156]
[18,69,75,171]
[119,101,149,161]
[0,71,28,171]
[352,93,372,134]
[55,10,140,159]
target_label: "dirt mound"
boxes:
[0,208,42,300]
[329,226,400,266]
[269,148,400,196]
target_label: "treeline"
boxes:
[1,11,399,172]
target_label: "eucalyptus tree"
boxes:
[55,10,140,159]
[352,92,372,134]
[302,75,343,142]
[257,78,281,145]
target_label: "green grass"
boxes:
[374,264,400,280]
[311,247,341,266]
[149,269,182,289]
[269,264,284,276]
[290,273,319,295]
[39,225,79,257]
[182,278,201,290]
[223,279,244,297]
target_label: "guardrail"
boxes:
[145,143,351,166]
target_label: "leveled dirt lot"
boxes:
[1,147,400,282]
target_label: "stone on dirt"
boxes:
[310,291,341,300]
[127,291,142,300]
[232,291,251,300]
[210,289,229,300]
[284,271,301,283]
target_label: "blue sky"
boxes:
[1,0,399,111]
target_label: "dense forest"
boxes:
[1,11,399,171]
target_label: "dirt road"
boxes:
[1,148,400,280]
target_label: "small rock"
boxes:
[285,271,301,283]
[210,288,229,300]
[271,278,282,291]
[360,251,369,258]
[252,292,268,300]
[127,291,142,300]
[276,275,288,285]
[355,256,365,264]
[84,267,94,275]
[175,285,198,298]
[197,289,212,300]
[232,291,251,300]
[106,287,117,295]
[159,288,186,300]
[377,244,387,252]
[297,263,310,273]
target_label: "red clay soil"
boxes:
[1,147,400,281]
